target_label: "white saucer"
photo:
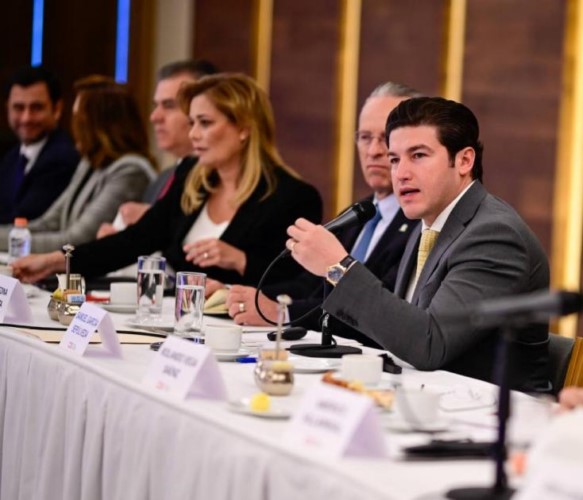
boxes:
[288,357,340,374]
[383,416,451,433]
[214,348,251,361]
[22,284,40,298]
[228,398,291,419]
[125,317,175,332]
[102,302,136,314]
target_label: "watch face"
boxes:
[327,265,345,284]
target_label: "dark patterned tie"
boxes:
[12,153,29,198]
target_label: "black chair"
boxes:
[548,333,575,396]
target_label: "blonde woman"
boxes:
[13,74,322,287]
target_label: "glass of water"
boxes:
[136,255,166,323]
[174,271,206,340]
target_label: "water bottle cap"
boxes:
[13,217,28,227]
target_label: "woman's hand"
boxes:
[184,238,247,275]
[558,387,583,411]
[11,251,66,283]
[226,285,277,325]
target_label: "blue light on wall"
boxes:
[31,0,44,65]
[115,0,131,83]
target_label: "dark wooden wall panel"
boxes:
[463,0,565,260]
[353,0,446,202]
[270,0,342,219]
[0,1,34,156]
[193,0,255,74]
[43,0,118,128]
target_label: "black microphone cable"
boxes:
[253,253,323,326]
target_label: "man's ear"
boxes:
[456,147,475,176]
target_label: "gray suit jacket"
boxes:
[0,154,155,253]
[324,182,550,391]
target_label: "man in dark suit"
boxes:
[96,59,217,239]
[0,66,79,224]
[287,97,550,392]
[226,82,421,341]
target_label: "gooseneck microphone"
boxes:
[323,199,377,233]
[470,290,583,328]
[255,200,377,326]
[278,200,376,259]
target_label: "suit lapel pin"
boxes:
[399,224,408,233]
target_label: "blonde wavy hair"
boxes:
[176,73,299,214]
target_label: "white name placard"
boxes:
[284,383,386,458]
[142,335,227,401]
[0,275,33,324]
[59,302,122,358]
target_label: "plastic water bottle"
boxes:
[8,217,31,263]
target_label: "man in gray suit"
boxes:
[287,97,550,392]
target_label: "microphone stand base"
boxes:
[445,486,515,500]
[288,343,362,358]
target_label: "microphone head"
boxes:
[354,200,376,224]
[558,291,583,315]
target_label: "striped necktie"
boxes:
[351,206,382,262]
[415,229,440,281]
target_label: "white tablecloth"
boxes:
[0,290,508,500]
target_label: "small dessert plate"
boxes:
[288,357,340,374]
[101,302,136,314]
[227,398,291,419]
[125,317,175,332]
[383,416,451,433]
[214,348,251,362]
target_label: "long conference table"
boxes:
[0,287,521,500]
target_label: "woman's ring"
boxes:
[203,252,209,259]
[238,302,246,313]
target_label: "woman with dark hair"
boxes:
[12,73,322,288]
[0,75,156,252]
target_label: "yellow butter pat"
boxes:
[249,393,271,412]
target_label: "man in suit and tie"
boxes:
[0,66,79,224]
[287,97,550,392]
[97,59,217,238]
[226,82,421,341]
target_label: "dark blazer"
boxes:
[323,182,550,392]
[72,164,323,286]
[263,196,418,341]
[0,129,79,224]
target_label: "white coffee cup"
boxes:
[394,387,441,425]
[110,282,137,305]
[341,354,383,385]
[205,325,242,352]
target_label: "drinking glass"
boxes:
[174,271,206,339]
[136,255,166,322]
[507,393,553,476]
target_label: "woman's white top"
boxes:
[183,203,230,244]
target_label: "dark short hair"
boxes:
[4,65,62,103]
[385,97,484,182]
[156,59,218,82]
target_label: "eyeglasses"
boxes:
[354,131,387,147]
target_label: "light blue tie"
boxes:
[351,206,382,262]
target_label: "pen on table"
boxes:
[236,357,257,363]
